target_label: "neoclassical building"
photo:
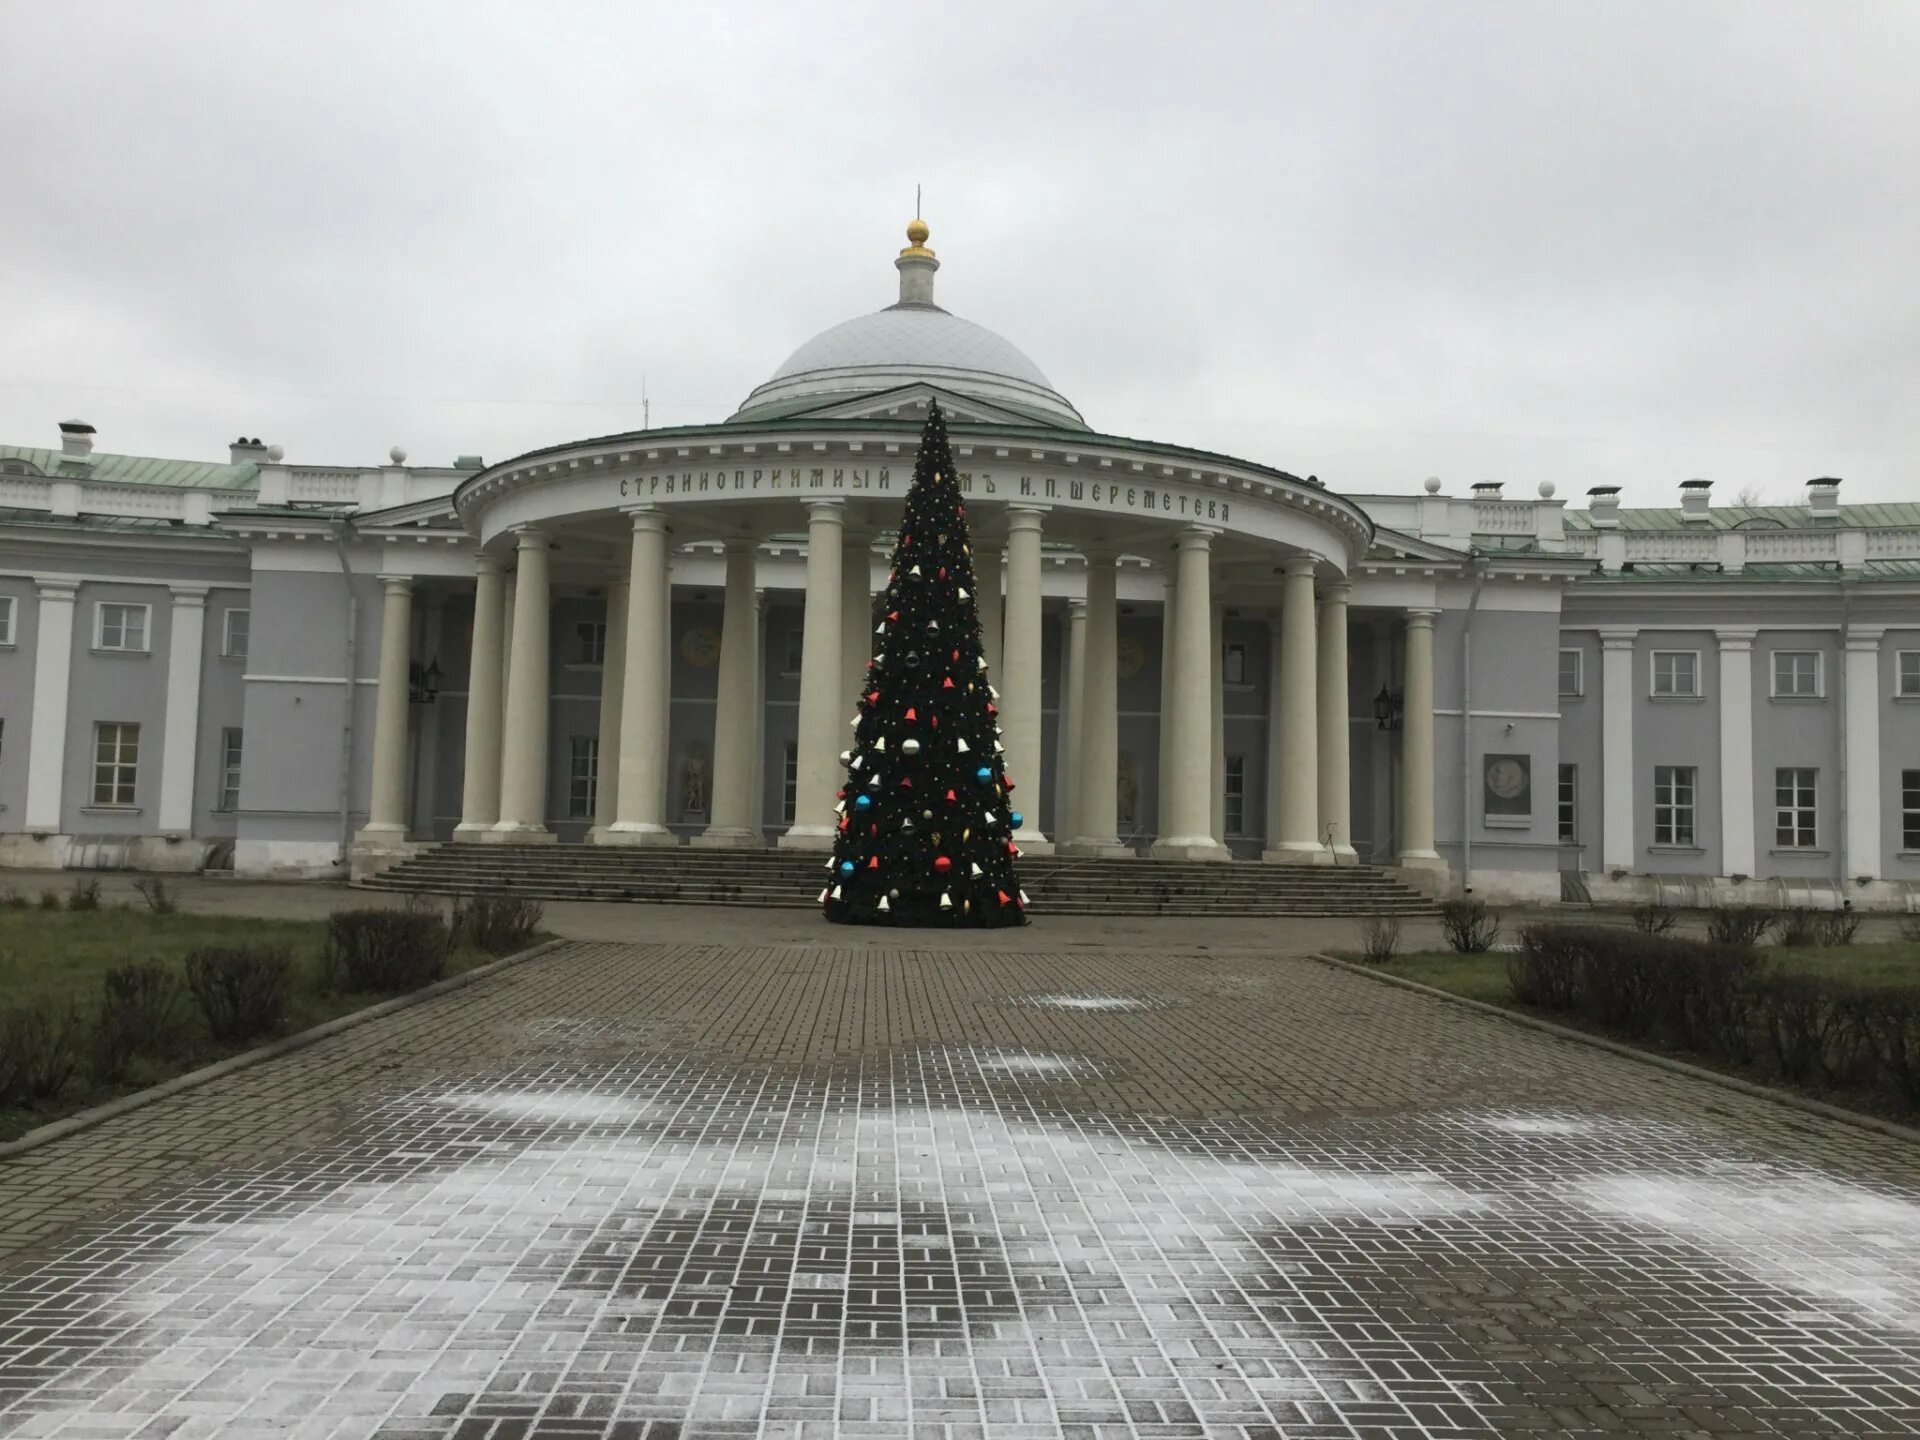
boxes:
[4,220,1919,907]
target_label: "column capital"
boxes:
[1067,597,1088,616]
[721,533,759,555]
[1278,555,1320,579]
[509,526,550,551]
[1006,506,1047,534]
[1173,526,1218,553]
[167,586,210,609]
[1598,625,1638,649]
[376,574,415,593]
[1846,629,1887,652]
[1318,580,1352,604]
[1404,608,1439,630]
[1715,627,1757,650]
[1079,543,1121,565]
[622,505,668,534]
[803,498,846,519]
[473,552,504,577]
[33,579,78,601]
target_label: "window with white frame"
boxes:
[1652,765,1696,845]
[1774,767,1817,848]
[1771,650,1821,698]
[1558,648,1583,698]
[0,595,15,646]
[782,741,799,824]
[1650,650,1699,697]
[575,622,606,666]
[1222,643,1247,687]
[1899,652,1920,698]
[1223,754,1245,835]
[1557,763,1577,842]
[568,736,599,818]
[222,608,249,660]
[218,729,243,811]
[1904,770,1920,851]
[95,602,150,653]
[92,723,140,806]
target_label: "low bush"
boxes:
[0,1005,87,1107]
[1900,915,1920,944]
[1706,906,1775,947]
[37,889,63,912]
[1629,904,1678,935]
[323,908,449,993]
[450,894,544,956]
[91,962,186,1082]
[1439,898,1500,954]
[1360,914,1401,964]
[185,946,292,1044]
[67,878,102,912]
[1818,910,1863,947]
[0,888,28,910]
[1775,907,1822,948]
[132,878,177,916]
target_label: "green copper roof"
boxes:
[0,446,259,491]
[1564,502,1920,531]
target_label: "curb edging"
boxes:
[0,938,568,1162]
[1310,951,1920,1149]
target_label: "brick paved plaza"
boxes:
[3,899,1920,1438]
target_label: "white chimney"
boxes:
[58,419,95,458]
[1807,476,1841,523]
[1470,480,1504,499]
[1587,485,1621,529]
[1679,478,1713,523]
[229,436,270,464]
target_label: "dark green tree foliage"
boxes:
[823,401,1027,926]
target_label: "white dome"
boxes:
[729,223,1085,429]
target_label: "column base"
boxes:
[347,834,419,882]
[1396,849,1445,869]
[482,824,556,845]
[1262,843,1333,866]
[1059,838,1134,858]
[451,821,499,843]
[689,827,760,849]
[777,825,837,852]
[1012,830,1054,856]
[1149,837,1230,862]
[353,822,409,844]
[594,823,682,847]
[1328,842,1360,866]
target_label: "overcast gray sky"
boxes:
[4,1,1915,507]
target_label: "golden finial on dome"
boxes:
[900,214,934,259]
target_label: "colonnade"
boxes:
[355,507,1440,868]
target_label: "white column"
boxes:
[1059,599,1087,844]
[1716,629,1756,879]
[1398,609,1442,869]
[157,587,208,838]
[1600,627,1637,871]
[1844,628,1885,881]
[455,555,506,839]
[1150,529,1228,860]
[1156,570,1177,836]
[587,579,629,839]
[1317,581,1356,859]
[23,582,77,836]
[498,575,516,742]
[840,529,873,709]
[358,575,413,841]
[658,544,674,824]
[1067,548,1125,854]
[973,541,1004,681]
[494,532,554,840]
[779,499,844,849]
[1001,506,1050,851]
[1263,610,1286,851]
[1266,557,1321,862]
[696,538,762,847]
[602,509,675,845]
[1209,599,1226,844]
[411,598,444,836]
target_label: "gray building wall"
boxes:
[0,578,34,826]
[1750,629,1843,879]
[62,583,172,837]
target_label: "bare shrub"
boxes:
[1706,906,1776,947]
[91,963,186,1082]
[37,889,63,912]
[66,878,102,912]
[1359,914,1401,964]
[0,888,27,910]
[185,946,292,1045]
[1817,910,1862,947]
[323,908,449,993]
[0,1005,87,1106]
[1439,898,1500,954]
[1629,904,1678,935]
[1775,907,1823,948]
[131,878,178,916]
[450,895,545,956]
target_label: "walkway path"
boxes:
[1,906,1918,1436]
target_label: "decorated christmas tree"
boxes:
[822,401,1028,926]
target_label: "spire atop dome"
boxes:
[894,214,940,308]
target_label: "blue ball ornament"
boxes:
[974,766,993,784]
[838,860,854,876]
[854,793,872,810]
[1009,810,1024,827]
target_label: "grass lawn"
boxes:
[0,907,500,1141]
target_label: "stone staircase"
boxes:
[359,844,1437,918]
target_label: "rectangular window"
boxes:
[1771,650,1821,698]
[92,722,140,806]
[784,633,805,676]
[0,594,14,646]
[1223,754,1245,836]
[1222,643,1247,687]
[1652,765,1696,846]
[222,608,250,660]
[1904,770,1920,851]
[218,728,243,812]
[1898,652,1920,698]
[1558,648,1583,698]
[575,622,606,666]
[1774,767,1817,848]
[568,736,599,819]
[95,602,150,653]
[1651,650,1699,697]
[782,741,799,825]
[1557,763,1577,843]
